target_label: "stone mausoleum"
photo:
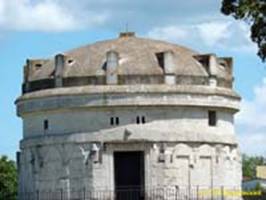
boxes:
[16,32,242,199]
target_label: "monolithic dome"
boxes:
[16,32,242,200]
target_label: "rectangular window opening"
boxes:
[116,117,119,125]
[136,116,140,124]
[44,120,49,130]
[141,116,146,124]
[156,52,165,70]
[110,117,114,126]
[208,111,217,126]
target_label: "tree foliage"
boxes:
[0,155,17,200]
[221,0,266,62]
[242,154,265,179]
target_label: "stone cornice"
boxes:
[16,85,240,116]
[17,85,240,101]
[20,125,238,148]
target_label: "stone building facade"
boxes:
[16,32,242,199]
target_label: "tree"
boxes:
[221,0,266,62]
[0,155,17,200]
[242,154,265,179]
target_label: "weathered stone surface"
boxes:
[16,33,242,200]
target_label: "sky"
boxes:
[0,0,266,160]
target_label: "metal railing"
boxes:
[11,186,265,200]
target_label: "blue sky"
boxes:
[0,0,266,160]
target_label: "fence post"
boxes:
[83,187,86,200]
[175,186,178,200]
[197,185,199,200]
[60,188,63,200]
[211,186,213,200]
[221,186,224,200]
[36,190,39,200]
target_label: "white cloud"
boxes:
[236,78,266,156]
[0,0,107,32]
[196,21,231,47]
[237,78,266,128]
[146,20,257,53]
[0,0,259,55]
[0,0,233,33]
[147,26,188,42]
[238,132,266,156]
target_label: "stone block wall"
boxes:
[18,141,241,197]
[22,106,235,138]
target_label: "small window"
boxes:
[156,52,165,69]
[44,120,49,130]
[136,116,140,124]
[110,117,119,126]
[110,117,114,126]
[141,116,146,124]
[208,111,217,126]
[116,117,119,125]
[35,63,42,68]
[68,59,74,64]
[136,116,146,124]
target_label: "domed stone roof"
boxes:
[22,32,233,93]
[28,33,230,80]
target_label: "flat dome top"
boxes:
[28,33,230,81]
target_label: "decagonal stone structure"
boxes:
[16,32,242,199]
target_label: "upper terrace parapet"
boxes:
[22,33,234,94]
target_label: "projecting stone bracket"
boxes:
[123,128,132,141]
[79,143,102,165]
[29,146,45,174]
[79,146,90,165]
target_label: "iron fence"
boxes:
[4,187,264,200]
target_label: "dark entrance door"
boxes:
[114,151,144,200]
